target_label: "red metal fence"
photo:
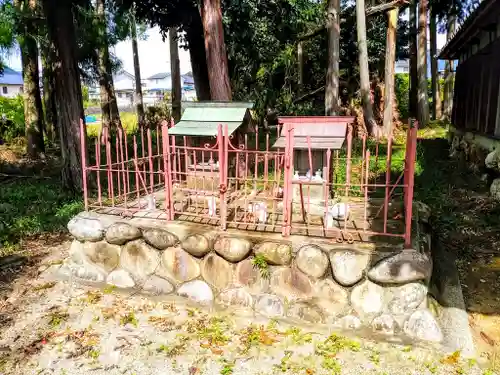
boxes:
[80,118,418,247]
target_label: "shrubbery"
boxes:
[145,100,172,128]
[0,95,24,142]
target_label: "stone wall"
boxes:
[449,127,500,200]
[59,210,442,344]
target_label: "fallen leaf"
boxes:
[200,342,211,349]
[441,350,460,365]
[480,331,496,347]
[210,347,223,355]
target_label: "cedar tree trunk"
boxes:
[201,0,232,100]
[169,27,182,122]
[325,0,340,115]
[383,7,399,136]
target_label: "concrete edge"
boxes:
[429,235,476,357]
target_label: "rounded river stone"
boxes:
[120,240,161,282]
[143,228,178,250]
[296,244,329,278]
[181,233,212,257]
[106,269,135,288]
[67,214,104,242]
[367,249,432,284]
[177,280,214,305]
[350,280,385,321]
[270,267,312,300]
[105,222,141,245]
[235,258,269,293]
[403,309,443,343]
[253,241,292,266]
[201,253,233,290]
[330,249,370,286]
[158,246,200,283]
[214,236,252,262]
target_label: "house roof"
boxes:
[182,74,194,85]
[439,0,500,59]
[117,70,134,79]
[0,67,23,85]
[147,72,170,80]
[168,101,254,137]
[273,116,355,150]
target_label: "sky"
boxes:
[5,22,449,78]
[5,26,193,79]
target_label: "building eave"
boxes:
[439,0,500,60]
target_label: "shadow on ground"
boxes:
[415,135,500,365]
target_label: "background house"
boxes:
[88,69,136,107]
[0,67,23,98]
[395,55,450,77]
[143,72,197,104]
[87,70,198,108]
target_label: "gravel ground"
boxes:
[0,242,493,375]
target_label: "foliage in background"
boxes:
[145,99,172,128]
[0,5,15,71]
[395,73,410,120]
[223,0,409,118]
[0,96,24,141]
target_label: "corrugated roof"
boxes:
[439,0,499,59]
[168,121,242,136]
[273,116,354,150]
[181,107,248,122]
[182,74,194,85]
[168,102,254,137]
[147,72,170,80]
[0,67,23,85]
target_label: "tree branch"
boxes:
[366,0,409,16]
[293,81,348,103]
[298,1,408,41]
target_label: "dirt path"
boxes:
[415,134,500,372]
[0,240,490,375]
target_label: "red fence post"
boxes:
[404,119,418,248]
[80,119,88,211]
[161,121,174,220]
[219,124,228,230]
[282,123,294,236]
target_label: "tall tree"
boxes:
[442,14,455,120]
[41,45,58,144]
[201,0,232,100]
[169,27,182,122]
[15,0,45,157]
[417,0,429,126]
[42,0,87,191]
[130,10,145,126]
[96,0,121,129]
[429,8,441,119]
[409,0,418,118]
[325,0,340,115]
[356,0,376,135]
[382,7,399,136]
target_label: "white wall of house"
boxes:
[114,71,135,92]
[0,84,23,98]
[395,59,409,74]
[146,76,172,91]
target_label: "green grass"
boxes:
[86,112,139,138]
[0,178,83,253]
[251,254,270,279]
